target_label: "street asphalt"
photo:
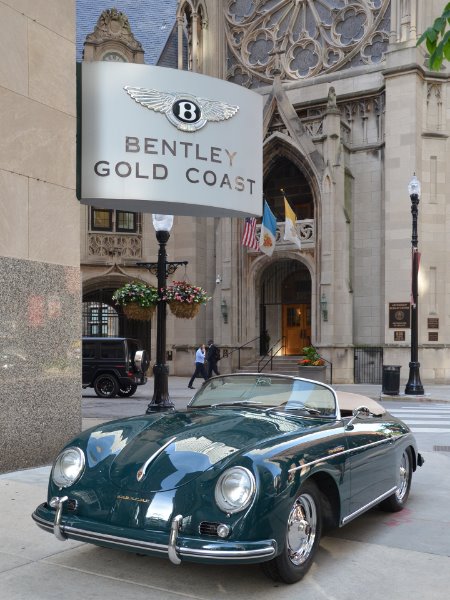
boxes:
[1,376,450,599]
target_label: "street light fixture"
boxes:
[137,214,187,412]
[405,175,424,395]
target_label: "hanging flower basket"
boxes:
[112,282,159,321]
[168,301,201,319]
[123,303,156,321]
[162,281,210,320]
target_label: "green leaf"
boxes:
[434,17,446,33]
[429,48,443,71]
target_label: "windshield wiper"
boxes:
[265,405,323,416]
[210,400,263,408]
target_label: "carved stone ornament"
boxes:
[85,8,143,52]
[225,0,391,88]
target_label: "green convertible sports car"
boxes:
[32,373,424,584]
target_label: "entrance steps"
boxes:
[234,355,300,377]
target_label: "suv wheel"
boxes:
[118,383,138,397]
[94,374,119,398]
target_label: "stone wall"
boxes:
[0,1,80,473]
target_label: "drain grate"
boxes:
[433,445,450,452]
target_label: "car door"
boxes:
[82,339,97,385]
[344,414,396,517]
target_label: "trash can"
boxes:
[382,365,401,395]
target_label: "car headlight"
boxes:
[52,447,85,488]
[215,467,256,514]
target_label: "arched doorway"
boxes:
[260,260,311,356]
[82,287,152,355]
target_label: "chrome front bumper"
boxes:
[32,501,277,565]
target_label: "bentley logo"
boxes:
[124,86,239,132]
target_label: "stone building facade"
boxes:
[0,1,80,472]
[79,0,450,386]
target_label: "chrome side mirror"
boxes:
[345,405,371,430]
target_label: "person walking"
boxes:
[206,339,220,379]
[188,344,207,389]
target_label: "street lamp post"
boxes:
[137,215,187,412]
[405,175,424,395]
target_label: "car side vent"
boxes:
[199,522,219,536]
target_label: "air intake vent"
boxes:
[199,522,219,536]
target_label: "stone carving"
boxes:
[225,0,391,88]
[327,86,337,109]
[85,8,143,51]
[88,234,142,259]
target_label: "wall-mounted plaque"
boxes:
[394,331,405,341]
[428,332,438,341]
[389,303,410,328]
[428,318,439,329]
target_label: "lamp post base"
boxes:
[146,363,174,412]
[404,361,424,395]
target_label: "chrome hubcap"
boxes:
[396,451,410,501]
[286,493,317,565]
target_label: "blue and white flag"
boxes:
[259,200,277,256]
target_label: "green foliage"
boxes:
[112,282,159,307]
[417,2,450,70]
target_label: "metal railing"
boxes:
[225,336,261,370]
[257,337,286,373]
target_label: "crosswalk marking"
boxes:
[387,404,450,434]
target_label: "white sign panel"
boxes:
[79,62,263,217]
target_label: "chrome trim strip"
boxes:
[288,437,392,473]
[341,487,397,525]
[32,512,276,560]
[137,436,177,481]
[180,546,276,559]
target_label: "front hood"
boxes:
[96,408,314,492]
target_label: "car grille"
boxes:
[199,521,219,536]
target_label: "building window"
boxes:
[116,210,137,232]
[91,208,113,231]
[90,208,139,233]
[83,302,119,337]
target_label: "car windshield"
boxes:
[188,374,338,418]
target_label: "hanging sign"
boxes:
[77,62,263,217]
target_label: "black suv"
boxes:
[82,337,150,398]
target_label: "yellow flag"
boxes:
[284,198,301,249]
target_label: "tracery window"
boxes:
[225,0,391,88]
[177,1,207,72]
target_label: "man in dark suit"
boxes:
[206,339,220,379]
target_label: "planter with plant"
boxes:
[162,281,210,319]
[112,282,159,321]
[298,346,327,382]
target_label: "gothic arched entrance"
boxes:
[82,286,152,355]
[260,260,311,356]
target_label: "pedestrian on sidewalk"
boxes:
[206,339,220,379]
[188,344,207,389]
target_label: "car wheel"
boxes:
[379,447,412,512]
[262,480,322,584]
[93,374,119,398]
[118,383,138,397]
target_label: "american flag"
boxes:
[242,217,259,250]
